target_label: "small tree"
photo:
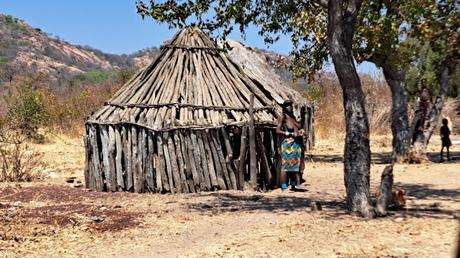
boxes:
[4,75,48,139]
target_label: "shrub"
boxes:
[86,71,111,83]
[3,15,26,33]
[42,81,121,134]
[0,123,43,182]
[4,76,48,139]
[0,55,8,65]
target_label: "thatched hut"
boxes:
[84,27,314,193]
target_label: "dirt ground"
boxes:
[1,133,459,258]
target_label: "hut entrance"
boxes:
[84,27,314,193]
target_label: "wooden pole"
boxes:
[153,134,163,193]
[136,128,146,192]
[256,132,273,188]
[174,131,189,193]
[125,126,134,191]
[237,126,248,190]
[108,126,117,191]
[204,130,225,189]
[156,133,169,192]
[145,131,155,192]
[90,125,103,191]
[211,130,236,189]
[248,94,257,190]
[167,133,182,193]
[185,132,200,191]
[115,126,125,191]
[163,133,175,193]
[131,126,140,192]
[84,126,91,189]
[179,132,195,192]
[100,126,111,191]
[191,131,208,190]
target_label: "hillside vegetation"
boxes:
[0,14,161,86]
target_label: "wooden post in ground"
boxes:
[237,127,248,190]
[248,94,257,190]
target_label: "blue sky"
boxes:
[1,0,379,74]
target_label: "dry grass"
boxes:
[0,74,122,137]
[41,82,121,136]
[311,72,392,140]
[0,126,44,183]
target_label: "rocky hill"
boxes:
[0,14,160,85]
[0,14,301,88]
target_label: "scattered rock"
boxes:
[47,172,60,178]
[66,177,77,183]
[2,216,13,222]
[90,216,105,223]
[99,206,108,211]
[71,181,83,188]
[201,204,213,209]
[429,202,442,208]
[310,201,322,211]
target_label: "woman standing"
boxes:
[276,99,305,191]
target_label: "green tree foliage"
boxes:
[0,54,8,65]
[4,77,47,138]
[136,1,458,79]
[405,41,454,98]
[3,15,26,32]
[86,71,111,83]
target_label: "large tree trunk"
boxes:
[328,0,374,218]
[381,61,411,162]
[412,60,454,154]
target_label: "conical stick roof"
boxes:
[225,40,307,107]
[88,27,309,130]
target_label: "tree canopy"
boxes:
[136,0,459,78]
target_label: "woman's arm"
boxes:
[276,115,284,135]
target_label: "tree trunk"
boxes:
[328,0,374,218]
[412,60,453,154]
[376,164,394,216]
[381,61,411,162]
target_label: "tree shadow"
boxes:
[310,151,460,164]
[185,192,349,218]
[184,184,459,220]
[398,183,460,201]
[381,182,460,219]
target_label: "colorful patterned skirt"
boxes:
[280,138,302,172]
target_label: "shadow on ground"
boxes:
[310,151,460,164]
[390,183,460,219]
[399,183,460,201]
[185,189,459,220]
[186,192,349,218]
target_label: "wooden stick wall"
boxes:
[86,124,266,192]
[84,105,314,193]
